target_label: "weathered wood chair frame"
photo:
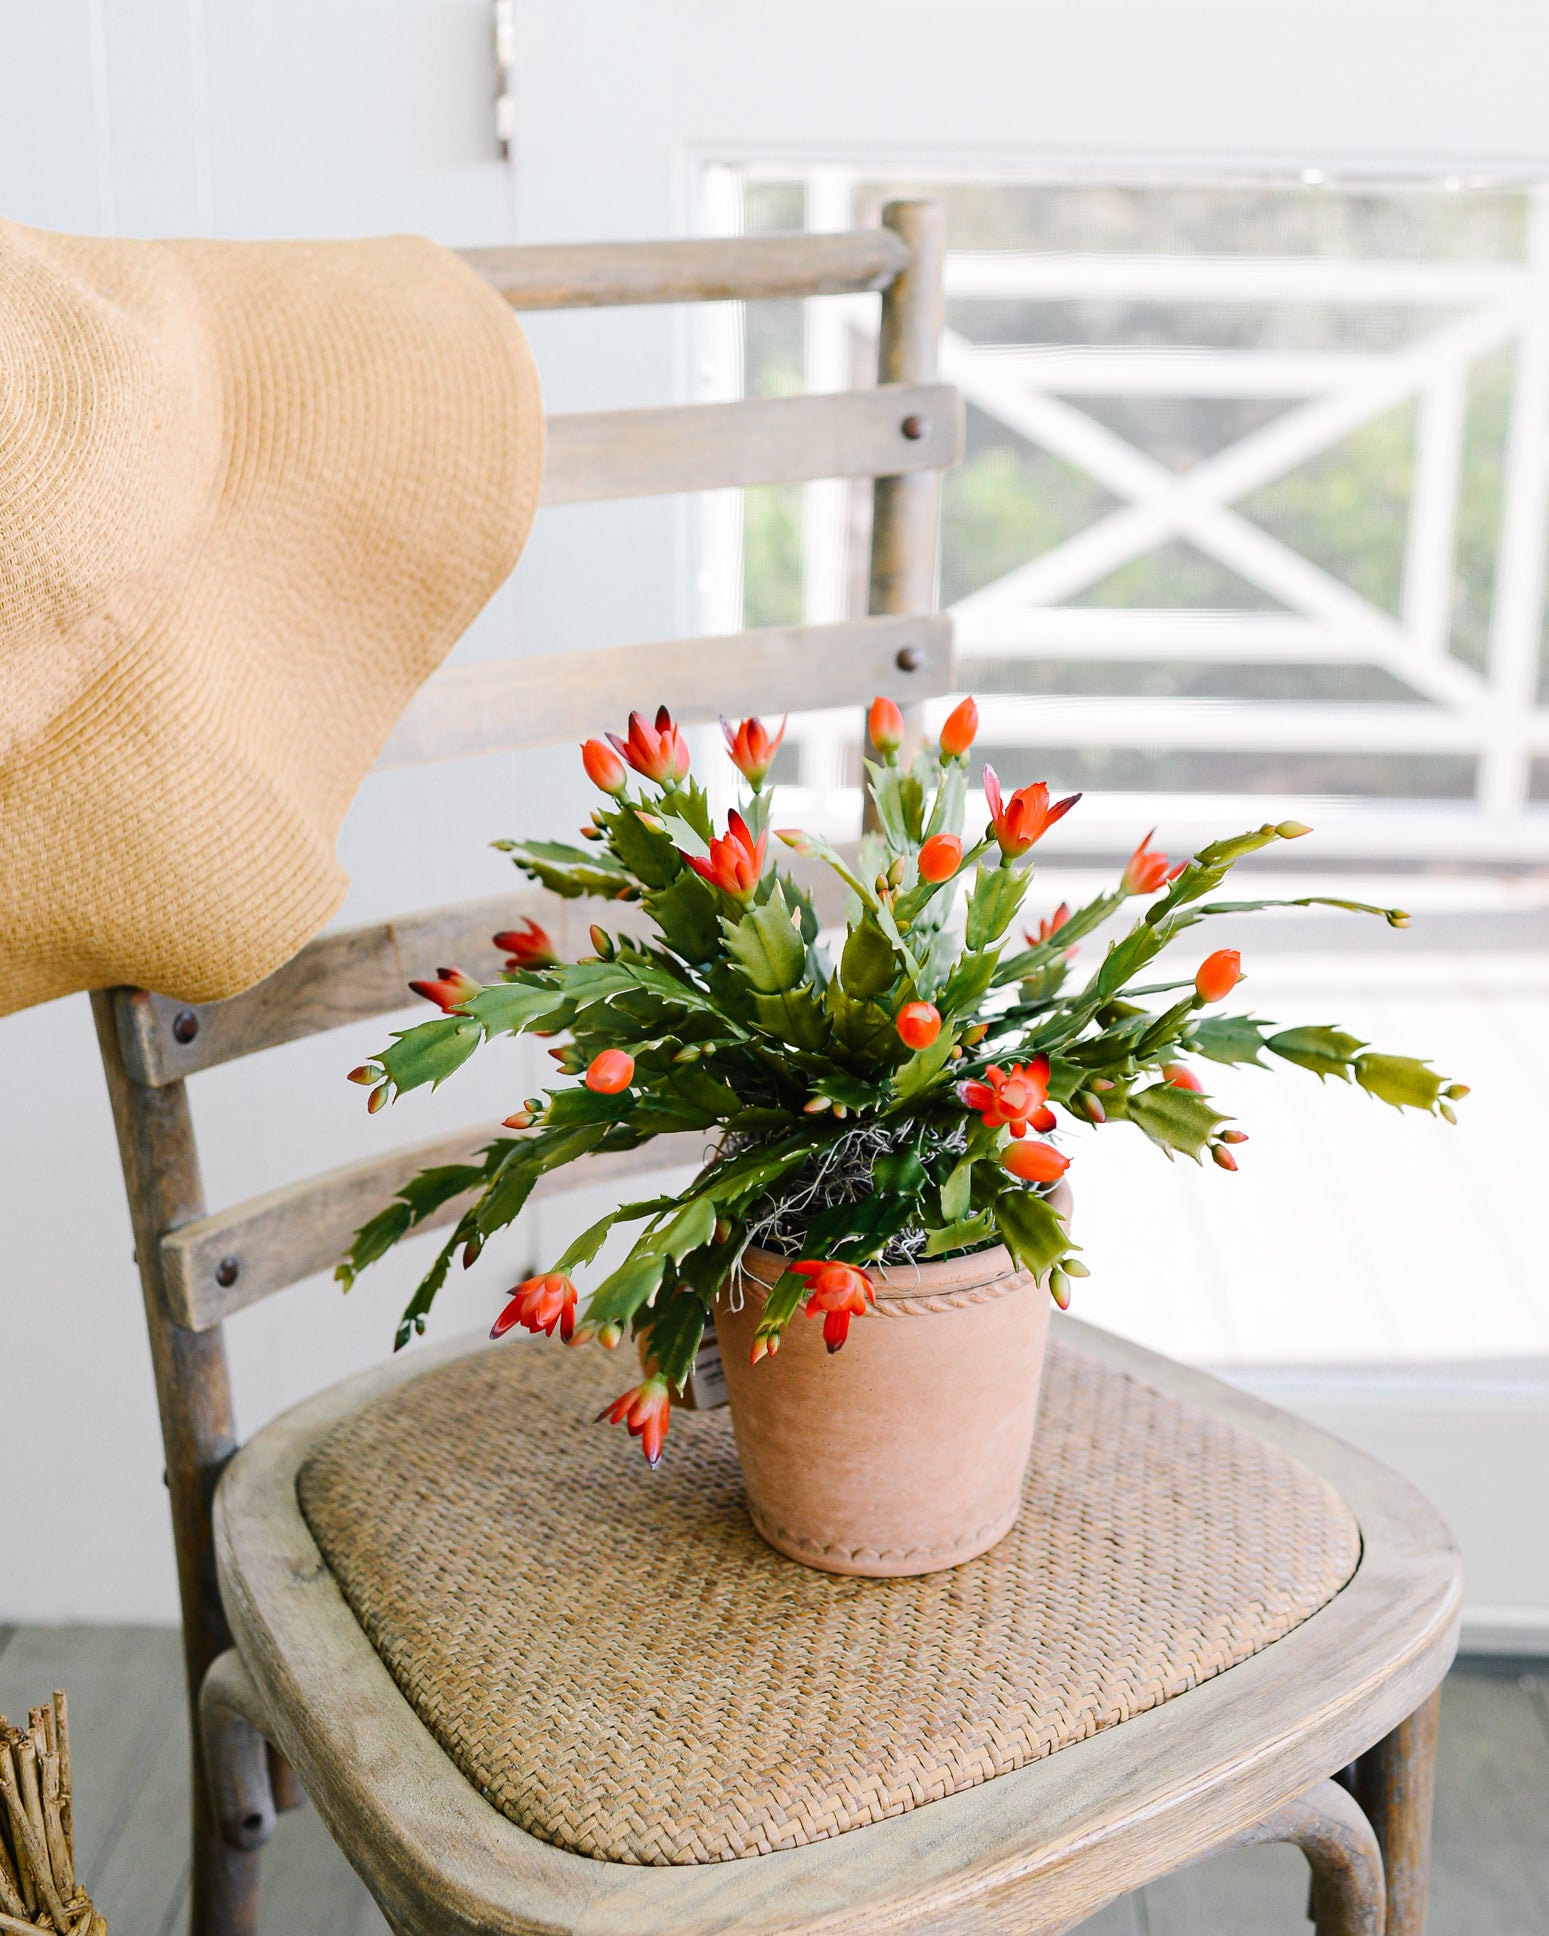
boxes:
[90,205,1461,1936]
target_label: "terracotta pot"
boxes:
[714,1234,1055,1578]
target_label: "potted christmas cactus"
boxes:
[338,697,1463,1577]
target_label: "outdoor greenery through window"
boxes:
[711,170,1549,858]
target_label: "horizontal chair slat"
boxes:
[375,611,954,771]
[456,230,911,310]
[160,1131,708,1331]
[540,382,962,505]
[112,890,585,1087]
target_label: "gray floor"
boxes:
[2,1627,1545,1935]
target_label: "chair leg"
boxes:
[1231,1777,1386,1936]
[1354,1686,1443,1936]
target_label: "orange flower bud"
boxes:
[918,833,963,883]
[939,695,979,758]
[868,694,904,755]
[1000,1140,1071,1184]
[1212,1143,1239,1172]
[1031,1103,1057,1133]
[493,919,557,970]
[347,1063,380,1085]
[1162,1062,1203,1092]
[1194,949,1242,1003]
[896,1001,942,1050]
[366,1084,389,1114]
[581,737,628,794]
[597,1375,671,1466]
[721,713,786,786]
[585,1049,635,1093]
[407,965,481,1013]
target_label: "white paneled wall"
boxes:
[7,0,1549,1622]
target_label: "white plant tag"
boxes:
[687,1328,729,1410]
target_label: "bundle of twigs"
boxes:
[0,1692,104,1936]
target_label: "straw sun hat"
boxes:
[0,217,544,1018]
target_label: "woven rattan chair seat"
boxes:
[296,1333,1359,1867]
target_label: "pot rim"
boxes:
[737,1239,1021,1303]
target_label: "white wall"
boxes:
[6,0,1549,1623]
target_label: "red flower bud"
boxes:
[581,737,628,795]
[1195,949,1242,1003]
[896,1001,942,1050]
[1162,1062,1203,1092]
[868,694,904,756]
[983,766,1080,860]
[683,809,767,899]
[407,966,481,1013]
[492,919,557,970]
[598,1376,671,1466]
[585,1049,635,1094]
[792,1260,875,1354]
[918,833,963,883]
[1026,903,1071,947]
[1031,1103,1057,1133]
[1000,1140,1071,1184]
[607,706,690,786]
[1121,831,1184,898]
[346,1063,380,1085]
[721,713,786,786]
[492,1272,578,1342]
[366,1084,389,1114]
[939,695,979,758]
[1212,1143,1239,1172]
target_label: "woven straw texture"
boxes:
[0,216,543,1015]
[298,1337,1360,1866]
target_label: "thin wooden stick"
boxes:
[12,1746,52,1913]
[49,1698,70,1875]
[0,1908,50,1936]
[0,1845,25,1924]
[0,1745,35,1917]
[0,1772,65,1929]
[40,1758,71,1901]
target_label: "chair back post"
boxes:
[866,199,948,797]
[88,991,262,1933]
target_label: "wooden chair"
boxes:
[90,205,1460,1936]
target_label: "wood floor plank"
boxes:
[1426,1670,1549,1935]
[1133,1843,1310,1935]
[0,1625,185,1920]
[258,1803,390,1934]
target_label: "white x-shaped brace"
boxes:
[941,299,1525,712]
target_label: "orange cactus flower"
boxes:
[608,706,690,786]
[1195,949,1242,1003]
[407,965,481,1013]
[918,833,963,883]
[939,695,979,758]
[868,694,904,755]
[1000,1140,1071,1184]
[585,1048,636,1093]
[492,919,557,971]
[581,737,628,795]
[1026,902,1071,947]
[1121,831,1185,897]
[721,713,786,786]
[896,1001,942,1050]
[983,765,1080,860]
[793,1260,876,1353]
[957,1057,1051,1136]
[598,1375,672,1466]
[1162,1062,1204,1092]
[491,1272,578,1342]
[684,808,767,898]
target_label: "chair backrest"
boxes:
[89,203,960,1716]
